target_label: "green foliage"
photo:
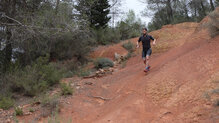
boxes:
[40,94,60,117]
[29,108,35,113]
[145,0,215,32]
[48,113,61,123]
[76,68,91,77]
[94,58,114,69]
[6,56,62,96]
[125,52,133,60]
[0,96,14,110]
[76,0,111,28]
[117,10,143,39]
[61,83,73,96]
[122,41,135,53]
[216,0,219,6]
[14,107,23,116]
[90,0,111,28]
[91,9,142,44]
[41,94,60,108]
[94,27,121,45]
[0,0,94,73]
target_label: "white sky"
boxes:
[122,0,151,25]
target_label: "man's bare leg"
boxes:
[143,58,147,70]
[146,55,150,68]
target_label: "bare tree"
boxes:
[109,0,123,27]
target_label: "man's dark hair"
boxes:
[143,28,148,31]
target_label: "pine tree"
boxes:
[75,0,111,29]
[90,0,111,28]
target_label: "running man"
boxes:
[136,28,156,72]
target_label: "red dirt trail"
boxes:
[19,18,219,122]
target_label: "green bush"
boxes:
[122,41,135,52]
[0,97,14,110]
[14,107,23,116]
[125,52,133,60]
[76,68,91,77]
[40,94,60,117]
[94,58,114,69]
[7,56,63,96]
[41,94,60,108]
[29,108,35,113]
[94,27,121,45]
[61,83,73,96]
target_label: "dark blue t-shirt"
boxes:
[138,34,154,51]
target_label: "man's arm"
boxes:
[150,36,156,45]
[136,37,141,48]
[153,39,156,45]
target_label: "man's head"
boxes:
[143,28,147,35]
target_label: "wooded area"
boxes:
[141,0,219,31]
[0,0,143,106]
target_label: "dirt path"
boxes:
[17,21,219,123]
[53,30,219,123]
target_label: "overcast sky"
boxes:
[122,0,151,25]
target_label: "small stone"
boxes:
[100,69,104,73]
[6,119,11,123]
[84,82,93,85]
[0,109,3,112]
[70,83,75,87]
[76,86,80,89]
[109,68,114,72]
[114,69,118,72]
[25,112,33,115]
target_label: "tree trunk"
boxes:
[209,0,215,11]
[166,0,173,23]
[55,0,60,14]
[200,0,206,16]
[3,29,12,72]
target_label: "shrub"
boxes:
[214,99,219,106]
[29,108,35,113]
[41,94,60,117]
[121,61,127,68]
[122,41,135,53]
[0,96,14,110]
[60,83,73,96]
[14,107,23,116]
[125,52,133,60]
[94,27,121,45]
[208,9,219,38]
[94,58,114,69]
[7,56,63,96]
[76,68,91,77]
[41,94,59,108]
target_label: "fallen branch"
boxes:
[1,13,23,26]
[88,94,112,101]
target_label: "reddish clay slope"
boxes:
[18,17,219,122]
[53,30,219,123]
[90,22,199,60]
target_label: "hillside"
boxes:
[14,12,219,122]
